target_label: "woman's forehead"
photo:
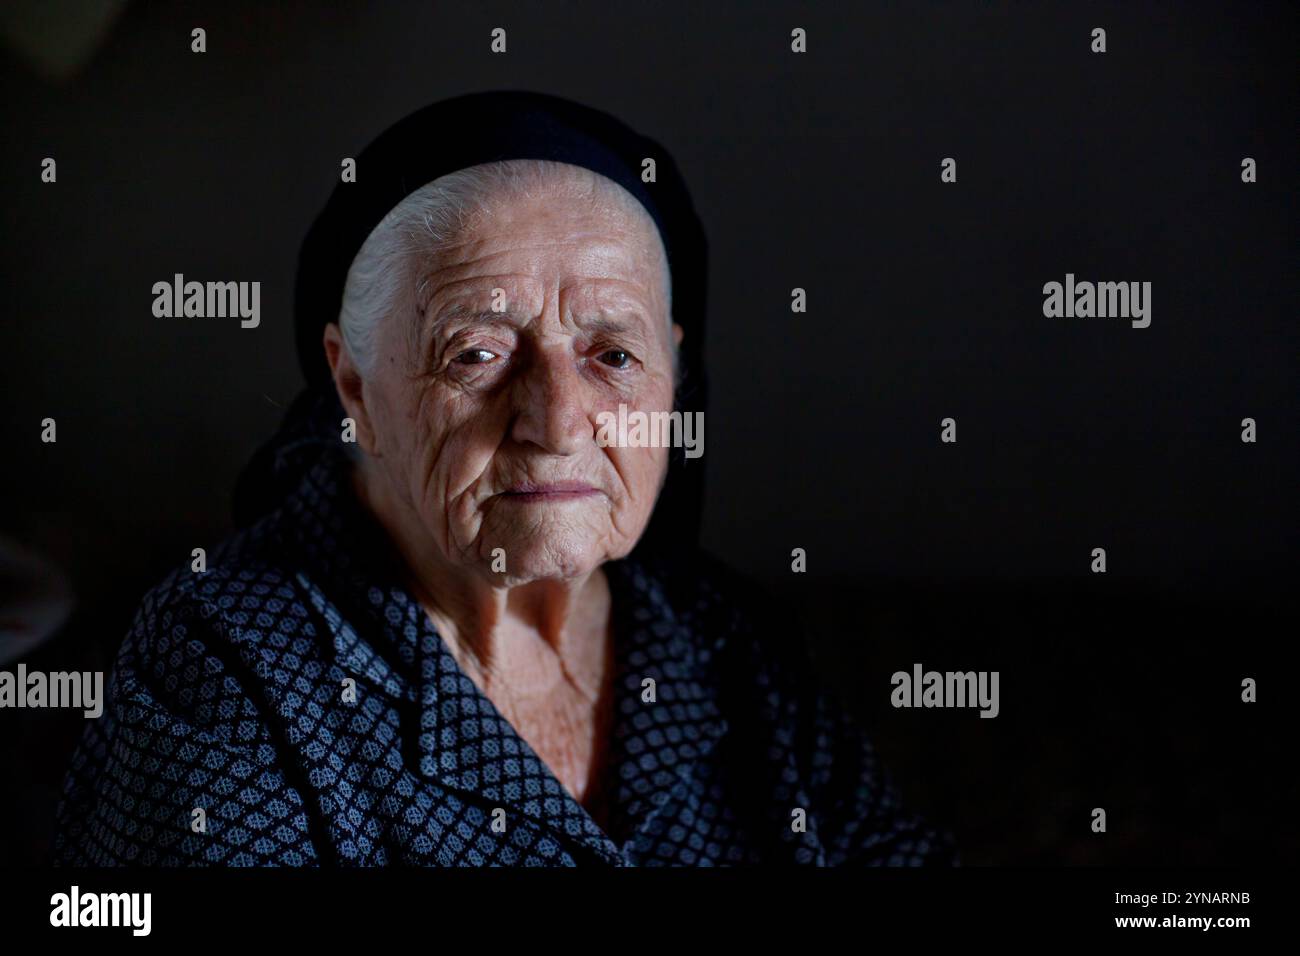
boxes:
[415,189,670,313]
[426,275,656,311]
[449,180,661,263]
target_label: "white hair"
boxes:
[337,159,673,380]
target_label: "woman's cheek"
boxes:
[615,444,666,519]
[424,442,471,538]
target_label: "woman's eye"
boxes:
[598,349,631,369]
[453,348,497,366]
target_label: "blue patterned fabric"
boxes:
[53,440,957,867]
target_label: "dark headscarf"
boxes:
[233,90,709,558]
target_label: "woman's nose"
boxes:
[508,344,590,456]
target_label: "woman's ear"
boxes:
[323,323,380,454]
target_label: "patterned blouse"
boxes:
[53,438,958,866]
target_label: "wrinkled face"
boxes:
[359,177,678,585]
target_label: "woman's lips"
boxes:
[497,482,601,502]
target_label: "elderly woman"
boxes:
[54,92,956,866]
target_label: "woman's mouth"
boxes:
[497,481,601,503]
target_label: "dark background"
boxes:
[1,1,1295,865]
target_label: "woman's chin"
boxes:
[477,533,606,585]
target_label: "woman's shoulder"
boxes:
[624,548,812,664]
[115,503,328,699]
[133,509,299,628]
[622,550,960,865]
